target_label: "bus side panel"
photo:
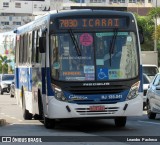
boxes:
[32,67,42,115]
[18,67,32,113]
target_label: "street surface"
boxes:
[0,94,160,145]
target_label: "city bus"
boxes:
[14,9,144,129]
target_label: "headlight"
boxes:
[52,85,67,102]
[127,81,140,100]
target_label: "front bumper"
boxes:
[46,94,143,119]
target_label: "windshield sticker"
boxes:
[84,66,94,74]
[108,69,123,79]
[127,36,132,42]
[63,71,81,76]
[96,59,104,65]
[53,62,60,69]
[66,77,85,81]
[85,73,95,80]
[96,32,128,37]
[97,68,108,80]
[80,33,93,46]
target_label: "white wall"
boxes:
[0,0,50,14]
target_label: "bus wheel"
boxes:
[0,87,3,95]
[147,101,156,119]
[114,117,126,127]
[44,117,55,129]
[22,91,32,120]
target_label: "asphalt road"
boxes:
[1,94,160,145]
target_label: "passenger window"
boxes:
[19,35,24,64]
[153,75,160,86]
[31,31,35,63]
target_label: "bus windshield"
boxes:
[51,31,138,81]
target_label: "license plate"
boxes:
[89,106,105,111]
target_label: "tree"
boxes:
[0,55,12,74]
[135,13,154,51]
[153,25,160,41]
[148,7,160,45]
[147,7,160,66]
[148,7,160,18]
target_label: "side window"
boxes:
[32,31,36,63]
[23,34,28,64]
[36,30,42,63]
[153,75,160,86]
[19,35,23,64]
[32,30,42,63]
[27,32,32,64]
[15,36,20,64]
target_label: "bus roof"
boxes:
[14,9,134,35]
[52,9,133,18]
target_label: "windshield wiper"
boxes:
[109,28,118,66]
[68,29,81,56]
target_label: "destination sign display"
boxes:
[59,18,127,29]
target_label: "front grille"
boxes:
[75,107,119,115]
[65,85,128,95]
[72,100,121,105]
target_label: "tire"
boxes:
[1,91,3,95]
[44,117,55,129]
[10,92,14,98]
[33,90,44,120]
[38,90,43,120]
[22,89,32,120]
[114,117,127,127]
[10,94,14,98]
[143,102,146,110]
[0,87,3,95]
[147,101,156,119]
[7,88,10,93]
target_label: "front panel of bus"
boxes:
[47,10,143,118]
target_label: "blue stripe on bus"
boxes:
[15,67,54,96]
[15,68,32,92]
[15,68,19,89]
[46,67,54,96]
[15,67,132,103]
[63,89,129,104]
[41,68,46,94]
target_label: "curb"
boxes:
[0,119,6,126]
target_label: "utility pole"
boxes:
[154,0,158,51]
